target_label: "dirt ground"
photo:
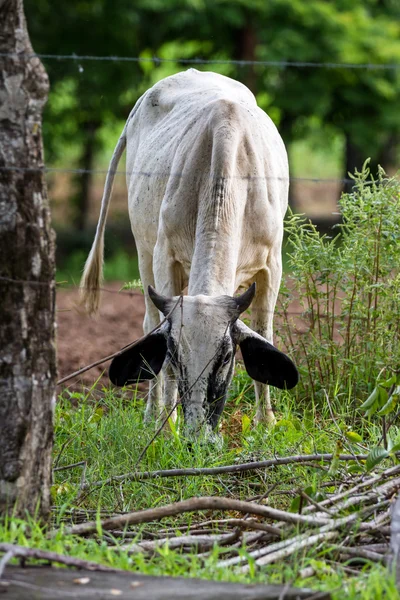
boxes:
[57,282,145,389]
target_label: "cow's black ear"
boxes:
[109,332,167,386]
[239,335,299,390]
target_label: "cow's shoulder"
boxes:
[141,70,255,117]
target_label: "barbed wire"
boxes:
[0,165,353,185]
[1,51,399,71]
[0,275,374,322]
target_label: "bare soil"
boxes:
[57,282,145,389]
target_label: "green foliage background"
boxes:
[26,0,400,176]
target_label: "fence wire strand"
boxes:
[0,165,354,185]
[1,51,399,71]
[0,275,372,322]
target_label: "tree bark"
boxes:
[343,135,365,194]
[0,0,55,519]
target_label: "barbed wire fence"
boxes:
[2,49,399,181]
[2,49,398,386]
[2,51,400,70]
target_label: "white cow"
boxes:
[80,69,298,436]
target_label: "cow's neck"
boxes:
[188,231,238,296]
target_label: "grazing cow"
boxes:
[80,69,298,437]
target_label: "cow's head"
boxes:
[109,284,298,435]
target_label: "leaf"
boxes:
[379,375,397,388]
[359,387,379,410]
[275,419,295,431]
[389,442,400,454]
[242,414,251,435]
[365,447,389,472]
[347,462,364,474]
[378,386,389,407]
[344,431,363,443]
[377,392,397,416]
[328,440,343,476]
[88,407,103,424]
[289,495,302,513]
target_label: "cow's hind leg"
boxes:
[251,245,283,425]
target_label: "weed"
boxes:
[279,164,400,412]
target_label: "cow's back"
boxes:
[126,70,288,274]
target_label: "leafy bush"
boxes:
[278,163,400,407]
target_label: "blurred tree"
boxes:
[249,0,400,188]
[136,0,400,190]
[25,0,400,221]
[25,0,145,229]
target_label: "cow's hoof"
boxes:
[184,426,223,449]
[256,409,277,427]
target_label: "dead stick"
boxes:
[111,530,239,554]
[330,544,386,563]
[57,496,332,537]
[303,463,400,514]
[53,461,86,473]
[243,501,390,571]
[0,543,119,573]
[82,453,376,490]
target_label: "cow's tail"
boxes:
[79,127,127,314]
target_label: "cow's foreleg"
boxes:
[163,364,178,423]
[153,247,182,424]
[251,246,282,425]
[138,250,164,424]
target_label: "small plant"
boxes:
[120,278,143,293]
[279,163,400,410]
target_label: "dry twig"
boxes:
[57,496,332,537]
[0,543,119,574]
[81,453,376,490]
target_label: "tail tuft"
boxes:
[79,233,104,315]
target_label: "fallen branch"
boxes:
[330,544,387,563]
[245,503,390,572]
[57,496,332,537]
[0,543,119,574]
[218,500,390,571]
[110,530,239,554]
[251,530,340,570]
[304,464,400,515]
[53,461,86,473]
[81,453,374,490]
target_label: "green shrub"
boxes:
[278,163,400,408]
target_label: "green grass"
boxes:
[2,368,399,599]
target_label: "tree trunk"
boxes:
[278,115,296,210]
[235,16,257,94]
[73,121,99,231]
[343,135,365,194]
[0,0,56,519]
[377,133,399,176]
